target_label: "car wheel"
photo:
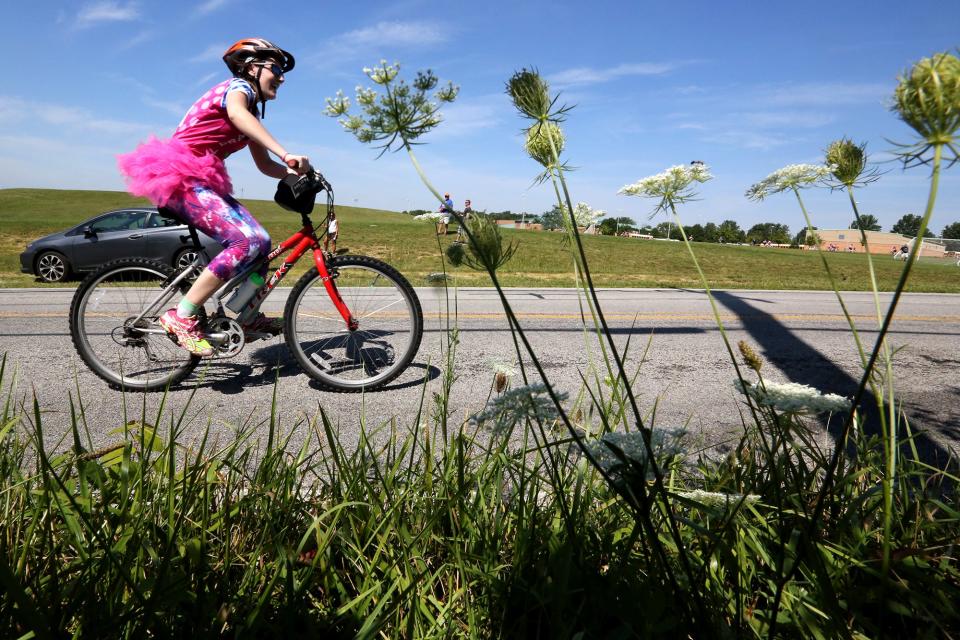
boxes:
[36,251,70,283]
[174,248,199,271]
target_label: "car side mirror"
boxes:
[83,226,96,238]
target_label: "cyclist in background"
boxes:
[117,38,312,356]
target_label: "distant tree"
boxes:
[941,221,960,239]
[598,216,638,235]
[849,214,881,231]
[747,222,791,244]
[682,223,705,242]
[717,219,746,243]
[540,206,565,230]
[891,213,933,237]
[701,222,719,243]
[652,221,674,238]
[793,227,820,246]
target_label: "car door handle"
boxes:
[128,234,144,239]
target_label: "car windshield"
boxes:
[90,211,147,233]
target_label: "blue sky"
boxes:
[3,0,958,235]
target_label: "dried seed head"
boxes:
[893,52,960,145]
[737,340,763,373]
[825,138,867,186]
[507,68,552,121]
[494,371,508,393]
[524,121,565,167]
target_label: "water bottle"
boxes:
[225,272,265,313]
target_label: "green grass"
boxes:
[3,187,959,291]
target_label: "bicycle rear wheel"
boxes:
[285,255,423,391]
[70,258,199,390]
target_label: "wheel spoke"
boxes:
[286,257,422,390]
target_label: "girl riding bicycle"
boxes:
[118,37,312,356]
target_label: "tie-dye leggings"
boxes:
[168,185,271,281]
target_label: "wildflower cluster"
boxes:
[745,164,834,201]
[582,429,687,479]
[618,164,713,213]
[470,383,566,434]
[674,490,761,510]
[735,379,852,415]
[324,61,459,154]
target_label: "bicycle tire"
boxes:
[284,255,423,391]
[70,258,200,391]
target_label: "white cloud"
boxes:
[309,21,449,70]
[547,62,678,87]
[756,82,888,107]
[75,1,140,29]
[429,97,505,139]
[196,0,229,16]
[117,29,155,51]
[700,130,794,151]
[741,111,836,129]
[341,21,448,47]
[189,43,229,64]
[0,96,154,137]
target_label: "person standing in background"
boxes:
[325,211,339,254]
[438,192,454,235]
[456,198,474,242]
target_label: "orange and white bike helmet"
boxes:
[222,38,295,117]
[223,37,295,75]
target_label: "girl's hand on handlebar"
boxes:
[283,153,313,174]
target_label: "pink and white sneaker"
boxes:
[158,309,214,357]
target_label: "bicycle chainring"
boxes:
[206,317,245,358]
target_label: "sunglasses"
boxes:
[260,62,284,77]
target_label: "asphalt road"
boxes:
[1,287,958,460]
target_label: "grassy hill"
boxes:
[2,188,958,291]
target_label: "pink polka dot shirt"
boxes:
[172,78,258,159]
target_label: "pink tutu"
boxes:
[117,137,233,207]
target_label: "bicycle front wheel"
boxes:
[285,255,423,391]
[70,258,199,391]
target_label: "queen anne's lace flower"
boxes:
[735,379,852,414]
[674,490,761,509]
[364,61,399,85]
[582,429,687,478]
[471,383,566,433]
[745,164,833,201]
[355,86,377,106]
[324,90,349,117]
[619,164,713,200]
[413,212,443,221]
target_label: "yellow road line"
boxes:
[3,311,959,323]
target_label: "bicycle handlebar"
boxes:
[274,170,333,216]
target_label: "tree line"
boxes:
[401,207,960,242]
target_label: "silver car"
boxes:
[20,208,221,283]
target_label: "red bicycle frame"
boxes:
[239,221,358,330]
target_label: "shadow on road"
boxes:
[172,342,441,395]
[712,290,953,466]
